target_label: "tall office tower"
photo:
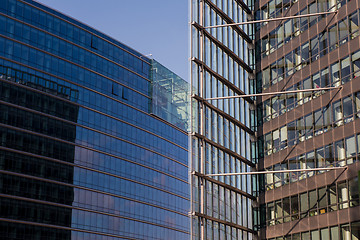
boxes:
[190,0,258,239]
[0,0,190,239]
[255,0,360,238]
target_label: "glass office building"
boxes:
[255,0,360,238]
[0,0,189,239]
[190,0,257,239]
[191,0,360,239]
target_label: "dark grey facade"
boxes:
[256,0,360,238]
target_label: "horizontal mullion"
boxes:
[204,0,252,43]
[191,57,254,104]
[0,169,188,217]
[193,212,256,234]
[0,193,189,234]
[0,12,151,83]
[0,145,189,197]
[192,132,255,168]
[0,97,187,152]
[192,171,255,200]
[0,34,150,98]
[193,22,252,73]
[192,94,254,135]
[0,217,136,239]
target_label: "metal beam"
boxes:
[201,166,348,177]
[203,86,342,100]
[202,11,338,29]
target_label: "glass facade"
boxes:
[255,0,360,238]
[0,0,189,239]
[190,0,257,239]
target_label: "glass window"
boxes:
[318,0,329,12]
[299,7,308,32]
[276,25,284,47]
[294,47,301,70]
[316,147,325,168]
[285,52,294,76]
[313,72,321,89]
[309,2,317,27]
[338,18,349,44]
[325,144,334,166]
[299,154,307,180]
[263,67,270,88]
[280,125,287,149]
[352,50,360,78]
[312,229,320,239]
[341,224,351,240]
[320,68,329,88]
[273,129,280,153]
[284,20,292,42]
[271,62,278,85]
[287,120,296,146]
[269,0,276,17]
[301,42,310,65]
[309,190,317,216]
[321,228,330,240]
[333,100,343,126]
[289,158,298,183]
[331,61,341,86]
[275,200,283,223]
[277,57,285,82]
[265,132,272,154]
[318,187,327,214]
[286,87,295,112]
[329,185,337,211]
[328,25,338,51]
[297,117,305,142]
[300,192,308,214]
[303,77,312,103]
[349,11,359,39]
[269,29,277,51]
[283,197,291,222]
[335,140,346,165]
[291,195,299,220]
[343,96,354,122]
[331,226,339,240]
[351,222,360,240]
[293,17,300,37]
[338,182,349,209]
[324,106,332,131]
[292,233,300,240]
[264,99,271,121]
[319,32,328,57]
[349,178,359,207]
[304,113,313,139]
[306,151,315,178]
[341,57,351,84]
[314,108,323,135]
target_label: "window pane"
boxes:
[352,50,360,78]
[351,222,360,240]
[333,100,343,126]
[309,190,317,216]
[345,136,356,159]
[341,57,351,83]
[329,25,338,51]
[350,11,359,39]
[331,226,339,240]
[338,18,349,44]
[349,178,359,207]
